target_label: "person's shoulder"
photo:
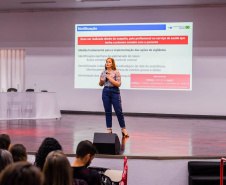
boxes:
[114,70,121,75]
[72,166,82,172]
[72,166,84,169]
[87,168,101,183]
[87,167,99,174]
[101,70,106,74]
[73,166,98,174]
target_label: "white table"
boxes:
[0,92,61,120]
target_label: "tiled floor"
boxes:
[1,114,226,157]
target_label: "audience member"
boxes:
[9,144,27,162]
[0,149,13,173]
[71,140,101,185]
[0,134,11,150]
[34,137,62,171]
[43,150,73,185]
[0,161,44,185]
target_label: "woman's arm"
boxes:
[99,76,104,86]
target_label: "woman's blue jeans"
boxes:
[102,87,126,128]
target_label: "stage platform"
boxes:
[1,113,226,159]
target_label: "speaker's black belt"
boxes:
[104,86,118,89]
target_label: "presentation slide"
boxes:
[74,22,193,90]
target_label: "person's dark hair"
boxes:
[43,150,72,185]
[0,149,13,173]
[0,162,44,185]
[34,137,62,171]
[9,144,27,162]
[76,140,97,159]
[0,134,11,150]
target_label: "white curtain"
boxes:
[0,49,25,92]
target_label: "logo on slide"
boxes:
[185,26,190,29]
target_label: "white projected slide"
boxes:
[74,22,193,90]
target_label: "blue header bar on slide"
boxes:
[77,24,166,31]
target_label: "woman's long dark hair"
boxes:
[34,138,62,171]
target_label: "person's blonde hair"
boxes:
[105,58,117,70]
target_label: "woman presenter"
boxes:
[99,58,129,137]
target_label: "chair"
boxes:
[104,170,122,185]
[188,161,226,185]
[26,89,34,92]
[7,88,17,92]
[220,158,226,185]
[101,174,113,185]
[102,156,128,185]
[89,157,127,185]
[88,167,113,185]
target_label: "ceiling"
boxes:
[0,0,226,11]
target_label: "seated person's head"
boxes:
[0,149,13,173]
[9,144,27,162]
[43,150,72,185]
[34,137,62,170]
[76,140,98,167]
[0,134,11,150]
[0,162,44,185]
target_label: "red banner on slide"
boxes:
[78,36,188,45]
[130,74,190,89]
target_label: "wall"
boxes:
[27,155,220,185]
[0,6,226,115]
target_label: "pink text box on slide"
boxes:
[130,74,190,89]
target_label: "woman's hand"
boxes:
[106,74,120,87]
[105,74,111,80]
[100,76,104,82]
